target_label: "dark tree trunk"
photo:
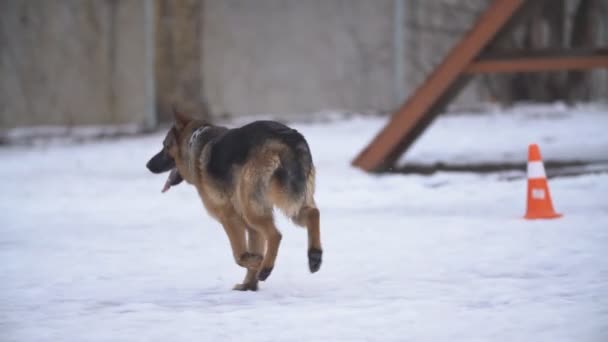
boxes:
[155,0,209,122]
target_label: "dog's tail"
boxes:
[270,135,315,218]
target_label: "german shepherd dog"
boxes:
[146,110,322,291]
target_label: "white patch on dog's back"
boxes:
[188,126,210,148]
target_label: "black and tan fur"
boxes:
[146,110,322,291]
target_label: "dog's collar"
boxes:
[186,125,211,179]
[188,126,210,148]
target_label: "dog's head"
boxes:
[146,108,190,192]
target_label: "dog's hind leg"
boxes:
[233,228,264,291]
[293,205,323,273]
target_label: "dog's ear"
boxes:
[172,105,191,131]
[163,127,178,148]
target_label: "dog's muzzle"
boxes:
[146,150,184,192]
[146,150,175,174]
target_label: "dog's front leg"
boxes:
[219,214,262,271]
[233,228,264,291]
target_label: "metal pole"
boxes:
[393,0,406,109]
[143,0,157,130]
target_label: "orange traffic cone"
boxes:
[524,144,562,219]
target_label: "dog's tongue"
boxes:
[162,169,181,193]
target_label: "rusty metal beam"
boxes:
[352,0,527,172]
[466,55,608,73]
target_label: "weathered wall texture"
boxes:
[1,0,606,129]
[155,0,207,122]
[402,0,490,106]
[201,0,495,117]
[0,0,153,129]
[203,0,394,116]
[203,0,607,117]
[403,0,608,105]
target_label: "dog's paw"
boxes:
[308,248,323,273]
[238,252,263,269]
[257,267,274,281]
[233,282,259,291]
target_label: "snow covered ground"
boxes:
[401,103,608,166]
[1,104,607,341]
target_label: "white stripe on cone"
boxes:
[527,161,546,179]
[531,188,546,199]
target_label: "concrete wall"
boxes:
[203,0,394,117]
[155,0,207,122]
[0,0,154,129]
[2,0,606,129]
[201,0,500,117]
[402,0,490,106]
[203,0,608,117]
